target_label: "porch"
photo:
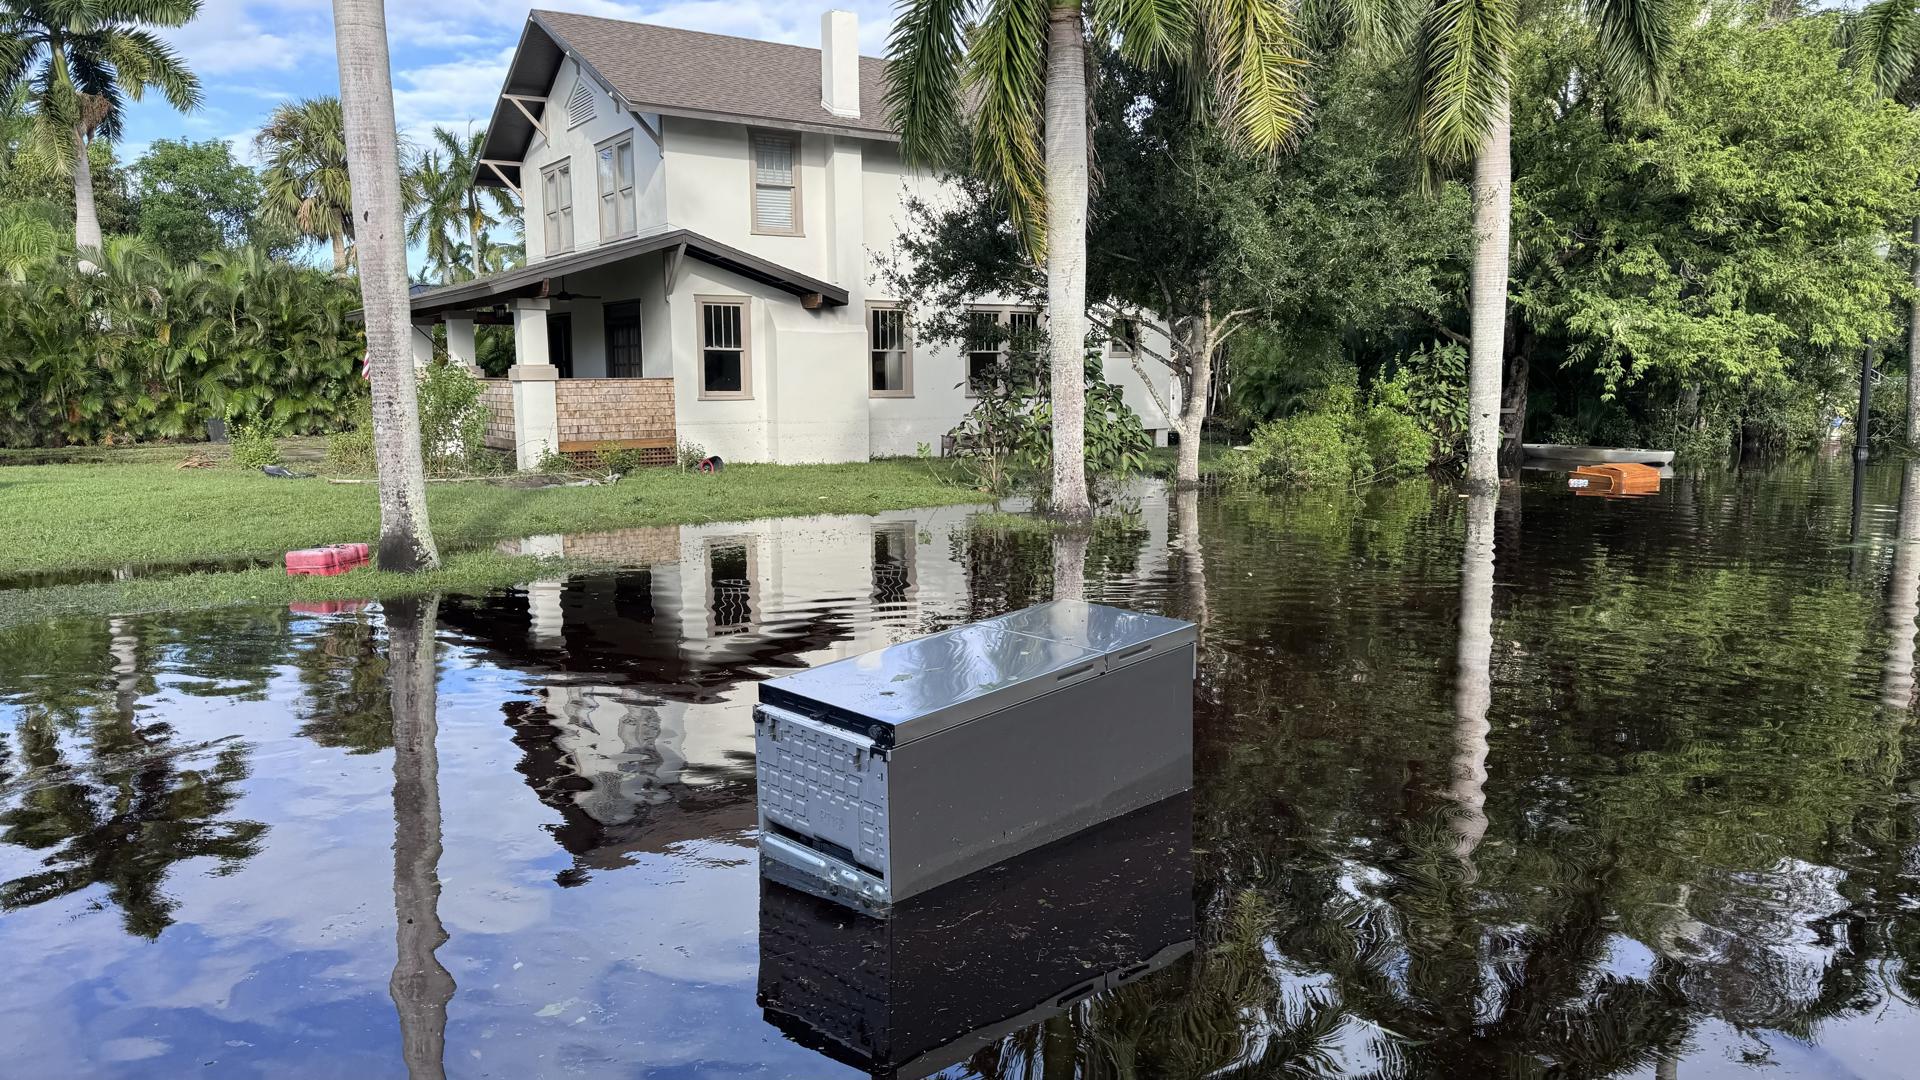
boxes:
[405,227,847,469]
[477,375,677,466]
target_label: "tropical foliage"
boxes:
[0,240,365,447]
[255,95,355,272]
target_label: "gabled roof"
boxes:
[478,10,893,189]
[405,226,848,318]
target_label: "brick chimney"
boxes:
[820,10,860,119]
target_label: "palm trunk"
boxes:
[1451,491,1498,874]
[469,212,483,279]
[333,0,440,571]
[386,597,453,1079]
[331,230,349,274]
[72,126,102,256]
[1908,216,1920,448]
[1466,92,1513,494]
[1044,3,1091,519]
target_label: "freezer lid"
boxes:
[989,600,1197,668]
[756,602,1195,747]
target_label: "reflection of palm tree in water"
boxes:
[0,617,264,938]
[1053,527,1090,603]
[385,598,454,1079]
[1883,463,1920,712]
[1174,488,1208,630]
[1450,492,1497,871]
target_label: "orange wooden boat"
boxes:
[1569,463,1661,497]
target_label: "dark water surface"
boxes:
[4,461,1919,1079]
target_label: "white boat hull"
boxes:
[1522,443,1675,466]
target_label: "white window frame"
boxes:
[749,130,802,237]
[697,295,752,400]
[541,159,573,255]
[964,305,1040,397]
[595,133,637,242]
[868,302,912,398]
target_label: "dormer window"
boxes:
[750,132,800,236]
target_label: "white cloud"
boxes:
[391,46,518,144]
[160,0,335,76]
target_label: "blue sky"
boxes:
[120,1,901,260]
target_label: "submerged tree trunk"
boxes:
[1909,216,1920,448]
[1172,310,1214,488]
[1497,330,1529,476]
[1466,93,1513,494]
[72,126,102,259]
[1052,526,1090,604]
[1450,491,1498,875]
[1885,463,1920,712]
[334,0,439,571]
[387,597,453,1080]
[1044,4,1091,519]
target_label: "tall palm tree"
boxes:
[255,96,355,273]
[1847,3,1920,446]
[421,124,517,276]
[0,0,202,255]
[1407,0,1674,491]
[403,148,464,284]
[331,0,438,572]
[887,0,1310,518]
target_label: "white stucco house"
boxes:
[407,7,1171,468]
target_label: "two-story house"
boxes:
[405,8,1171,468]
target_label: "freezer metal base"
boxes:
[754,600,1196,910]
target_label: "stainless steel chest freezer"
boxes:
[753,599,1196,911]
[758,792,1194,1079]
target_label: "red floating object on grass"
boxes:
[286,544,371,576]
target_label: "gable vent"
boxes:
[565,78,596,128]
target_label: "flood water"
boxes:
[3,460,1919,1079]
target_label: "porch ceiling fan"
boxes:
[545,275,601,302]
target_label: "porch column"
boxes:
[510,297,559,470]
[409,322,435,370]
[444,312,481,374]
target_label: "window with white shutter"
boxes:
[750,132,800,235]
[596,135,636,242]
[541,159,572,253]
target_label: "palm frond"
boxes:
[1206,0,1313,151]
[1846,1,1920,98]
[1094,0,1196,67]
[886,0,977,167]
[1406,0,1517,167]
[965,0,1051,258]
[1587,0,1675,104]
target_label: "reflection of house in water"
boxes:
[451,507,1057,882]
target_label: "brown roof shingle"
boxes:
[530,9,894,137]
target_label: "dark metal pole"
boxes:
[1858,342,1876,464]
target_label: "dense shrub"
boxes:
[324,365,498,477]
[227,408,284,469]
[325,395,375,472]
[0,240,364,448]
[1225,373,1433,490]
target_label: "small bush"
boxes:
[228,407,284,469]
[1225,370,1433,490]
[326,395,375,473]
[417,362,487,476]
[534,448,576,475]
[1358,403,1433,481]
[676,440,707,470]
[596,443,649,474]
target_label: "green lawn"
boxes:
[0,441,990,626]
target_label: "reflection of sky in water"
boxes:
[4,469,1920,1078]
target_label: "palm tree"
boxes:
[0,0,202,255]
[887,0,1310,518]
[255,96,355,273]
[331,0,438,572]
[1847,3,1920,446]
[403,148,464,283]
[1407,0,1674,492]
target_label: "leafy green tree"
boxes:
[887,0,1311,518]
[255,95,354,272]
[1846,0,1920,444]
[127,138,290,263]
[0,0,202,256]
[1404,0,1676,488]
[1511,10,1920,454]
